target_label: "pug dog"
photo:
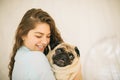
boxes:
[47,42,82,80]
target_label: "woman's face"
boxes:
[22,23,51,52]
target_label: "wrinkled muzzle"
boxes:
[52,48,74,67]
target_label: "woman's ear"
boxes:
[21,35,26,41]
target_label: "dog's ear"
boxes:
[50,41,61,50]
[44,41,61,55]
[74,47,80,57]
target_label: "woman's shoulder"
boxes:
[15,46,49,66]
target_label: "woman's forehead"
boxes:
[30,23,51,34]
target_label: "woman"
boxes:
[8,8,63,80]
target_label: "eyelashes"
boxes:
[35,35,51,38]
[35,35,42,38]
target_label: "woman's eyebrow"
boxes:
[35,32,43,35]
[35,32,51,35]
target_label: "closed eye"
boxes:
[47,35,51,38]
[34,32,51,38]
[35,35,42,38]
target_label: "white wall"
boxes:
[0,0,120,80]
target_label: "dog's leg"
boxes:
[73,67,82,80]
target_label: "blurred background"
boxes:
[0,0,120,80]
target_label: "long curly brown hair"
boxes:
[8,8,63,80]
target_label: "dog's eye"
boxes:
[56,48,64,53]
[68,53,74,60]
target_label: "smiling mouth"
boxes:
[36,45,46,51]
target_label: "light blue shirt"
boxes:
[12,46,56,80]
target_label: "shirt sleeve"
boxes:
[12,51,56,80]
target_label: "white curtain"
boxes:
[83,36,120,80]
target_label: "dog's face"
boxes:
[47,43,80,67]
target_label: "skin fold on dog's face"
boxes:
[48,43,80,67]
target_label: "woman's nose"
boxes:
[41,37,48,45]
